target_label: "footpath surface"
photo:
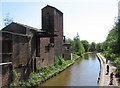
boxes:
[97,53,118,86]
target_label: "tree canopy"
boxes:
[66,33,85,57]
[4,13,13,26]
[81,40,89,52]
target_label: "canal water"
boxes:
[40,53,100,86]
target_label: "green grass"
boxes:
[98,54,105,64]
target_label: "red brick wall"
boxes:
[12,35,29,68]
[39,38,54,66]
[1,64,12,86]
[12,34,36,80]
[2,54,12,63]
[42,6,54,34]
[42,6,63,57]
[1,31,36,84]
[54,9,63,57]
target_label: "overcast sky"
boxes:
[0,0,119,43]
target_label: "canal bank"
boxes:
[97,53,118,86]
[40,53,100,86]
[38,57,80,85]
[8,55,80,87]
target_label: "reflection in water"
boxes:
[90,53,96,60]
[84,53,89,60]
[40,54,100,86]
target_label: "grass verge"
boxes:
[97,54,105,64]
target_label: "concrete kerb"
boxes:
[96,53,104,86]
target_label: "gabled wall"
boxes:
[2,23,26,34]
[42,5,63,57]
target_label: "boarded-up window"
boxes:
[2,40,13,53]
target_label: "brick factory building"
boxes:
[0,5,72,86]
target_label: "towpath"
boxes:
[97,53,118,86]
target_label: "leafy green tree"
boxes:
[102,41,108,51]
[73,33,85,56]
[81,40,89,52]
[89,42,96,52]
[118,19,120,54]
[103,24,118,54]
[4,13,13,26]
[96,43,103,52]
[114,57,120,74]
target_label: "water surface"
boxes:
[40,53,100,86]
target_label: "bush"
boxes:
[13,70,17,82]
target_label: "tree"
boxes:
[89,42,96,52]
[96,43,103,52]
[118,19,120,54]
[101,17,119,59]
[4,13,13,26]
[74,33,85,56]
[81,40,89,52]
[104,24,118,54]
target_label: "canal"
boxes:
[40,53,100,86]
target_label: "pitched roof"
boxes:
[13,22,45,33]
[42,5,63,14]
[2,22,57,37]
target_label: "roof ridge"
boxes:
[14,22,40,30]
[42,5,63,14]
